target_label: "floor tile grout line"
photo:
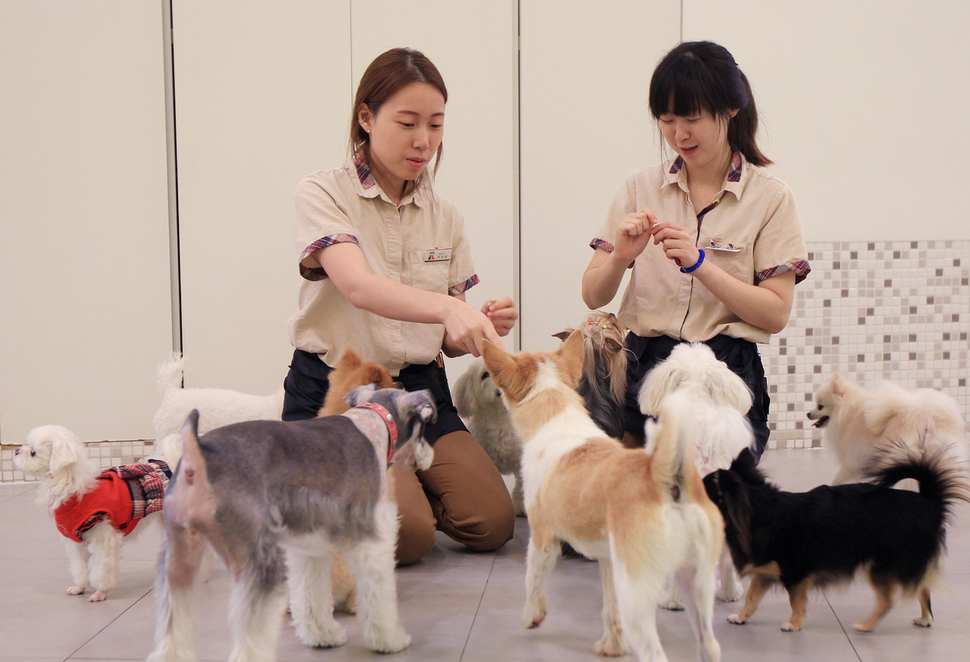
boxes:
[65,588,155,661]
[824,591,863,662]
[458,552,499,662]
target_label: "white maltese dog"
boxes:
[638,342,755,607]
[452,358,524,515]
[14,425,172,601]
[152,354,284,443]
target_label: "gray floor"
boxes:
[1,449,968,662]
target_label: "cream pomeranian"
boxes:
[807,373,967,485]
[14,425,172,601]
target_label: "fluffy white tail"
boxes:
[644,390,699,501]
[156,354,185,396]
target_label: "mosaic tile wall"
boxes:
[1,439,155,483]
[763,240,969,450]
[2,240,968,480]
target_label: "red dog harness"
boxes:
[354,401,398,464]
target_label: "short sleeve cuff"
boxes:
[299,234,360,281]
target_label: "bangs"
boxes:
[649,51,730,119]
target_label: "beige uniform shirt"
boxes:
[593,153,810,344]
[288,154,478,374]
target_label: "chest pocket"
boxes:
[407,250,450,293]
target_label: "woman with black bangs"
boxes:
[582,41,811,457]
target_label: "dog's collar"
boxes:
[354,401,398,463]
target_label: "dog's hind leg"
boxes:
[852,577,895,632]
[148,524,208,662]
[714,549,744,602]
[285,547,347,648]
[345,501,410,653]
[85,523,122,602]
[227,551,289,662]
[64,540,91,596]
[677,566,721,662]
[593,558,626,657]
[612,561,669,662]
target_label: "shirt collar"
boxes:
[661,149,747,201]
[352,150,431,209]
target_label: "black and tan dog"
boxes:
[704,443,970,632]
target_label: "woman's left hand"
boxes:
[482,297,518,337]
[650,221,702,270]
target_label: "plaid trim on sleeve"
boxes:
[756,260,812,285]
[590,238,614,252]
[299,234,360,280]
[449,274,480,296]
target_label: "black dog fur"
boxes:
[703,444,969,632]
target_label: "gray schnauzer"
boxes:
[147,385,436,662]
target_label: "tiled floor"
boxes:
[1,449,968,662]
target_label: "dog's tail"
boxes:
[156,353,185,395]
[868,439,970,522]
[644,389,702,502]
[864,382,966,442]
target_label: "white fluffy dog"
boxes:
[638,342,754,607]
[808,373,968,485]
[153,354,284,442]
[452,358,524,515]
[14,425,172,601]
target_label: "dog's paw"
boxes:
[65,585,86,596]
[913,616,933,628]
[659,598,685,611]
[851,621,874,633]
[593,630,626,657]
[363,624,410,653]
[781,621,802,632]
[522,601,547,629]
[294,618,347,649]
[87,590,107,602]
[727,613,747,625]
[716,580,745,602]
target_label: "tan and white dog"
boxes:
[481,331,723,662]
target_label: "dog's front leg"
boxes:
[345,501,410,653]
[728,574,771,625]
[285,547,346,648]
[64,539,91,596]
[593,558,626,657]
[714,550,743,602]
[85,523,122,602]
[522,528,559,629]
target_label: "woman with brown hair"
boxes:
[283,47,517,563]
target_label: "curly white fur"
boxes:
[452,358,524,515]
[638,343,754,607]
[153,354,284,440]
[14,425,168,602]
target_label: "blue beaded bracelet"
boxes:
[680,248,705,274]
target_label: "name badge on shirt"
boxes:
[706,237,741,253]
[424,248,452,263]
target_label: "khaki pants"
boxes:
[391,430,515,565]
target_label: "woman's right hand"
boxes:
[442,296,505,358]
[612,206,658,265]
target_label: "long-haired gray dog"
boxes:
[147,385,436,662]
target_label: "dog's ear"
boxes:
[828,372,849,397]
[336,349,362,370]
[551,328,573,342]
[411,390,437,425]
[637,361,681,416]
[481,339,517,390]
[48,436,80,473]
[556,328,585,383]
[704,365,753,414]
[713,469,752,559]
[345,383,378,407]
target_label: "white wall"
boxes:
[3,0,967,443]
[0,1,172,442]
